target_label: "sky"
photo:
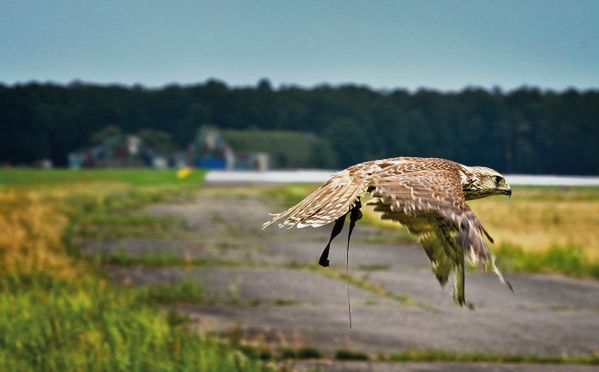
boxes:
[1,0,598,91]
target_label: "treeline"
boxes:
[1,80,598,174]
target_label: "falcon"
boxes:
[263,157,513,307]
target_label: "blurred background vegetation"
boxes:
[2,81,598,174]
[0,170,269,371]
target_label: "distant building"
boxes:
[186,127,269,171]
[68,134,162,169]
[69,127,271,170]
[187,127,234,169]
[233,152,269,172]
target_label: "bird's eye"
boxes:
[494,176,502,186]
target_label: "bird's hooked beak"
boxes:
[504,185,512,197]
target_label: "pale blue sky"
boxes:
[1,0,597,91]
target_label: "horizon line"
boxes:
[2,78,598,94]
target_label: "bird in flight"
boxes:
[263,157,513,308]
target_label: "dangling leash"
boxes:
[318,198,362,328]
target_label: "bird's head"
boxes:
[461,166,511,200]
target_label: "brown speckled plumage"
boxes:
[264,157,513,306]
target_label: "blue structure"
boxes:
[195,156,226,169]
[187,127,234,170]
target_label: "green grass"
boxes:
[279,346,323,359]
[0,168,206,187]
[358,263,391,271]
[78,212,182,229]
[143,279,205,304]
[389,349,599,364]
[75,213,186,239]
[334,349,369,361]
[0,169,271,370]
[0,276,264,371]
[94,251,208,267]
[469,185,599,266]
[273,298,298,306]
[237,346,274,361]
[235,344,325,361]
[496,243,599,279]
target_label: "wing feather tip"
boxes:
[262,220,275,230]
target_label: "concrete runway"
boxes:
[84,185,599,370]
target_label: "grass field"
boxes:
[1,169,597,369]
[272,184,599,279]
[0,168,206,187]
[0,168,268,371]
[469,186,599,276]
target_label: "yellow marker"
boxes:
[177,167,193,179]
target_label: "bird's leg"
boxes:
[347,198,363,246]
[318,199,363,267]
[319,213,347,267]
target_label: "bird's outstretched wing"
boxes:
[262,157,427,229]
[262,167,369,229]
[368,169,509,306]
